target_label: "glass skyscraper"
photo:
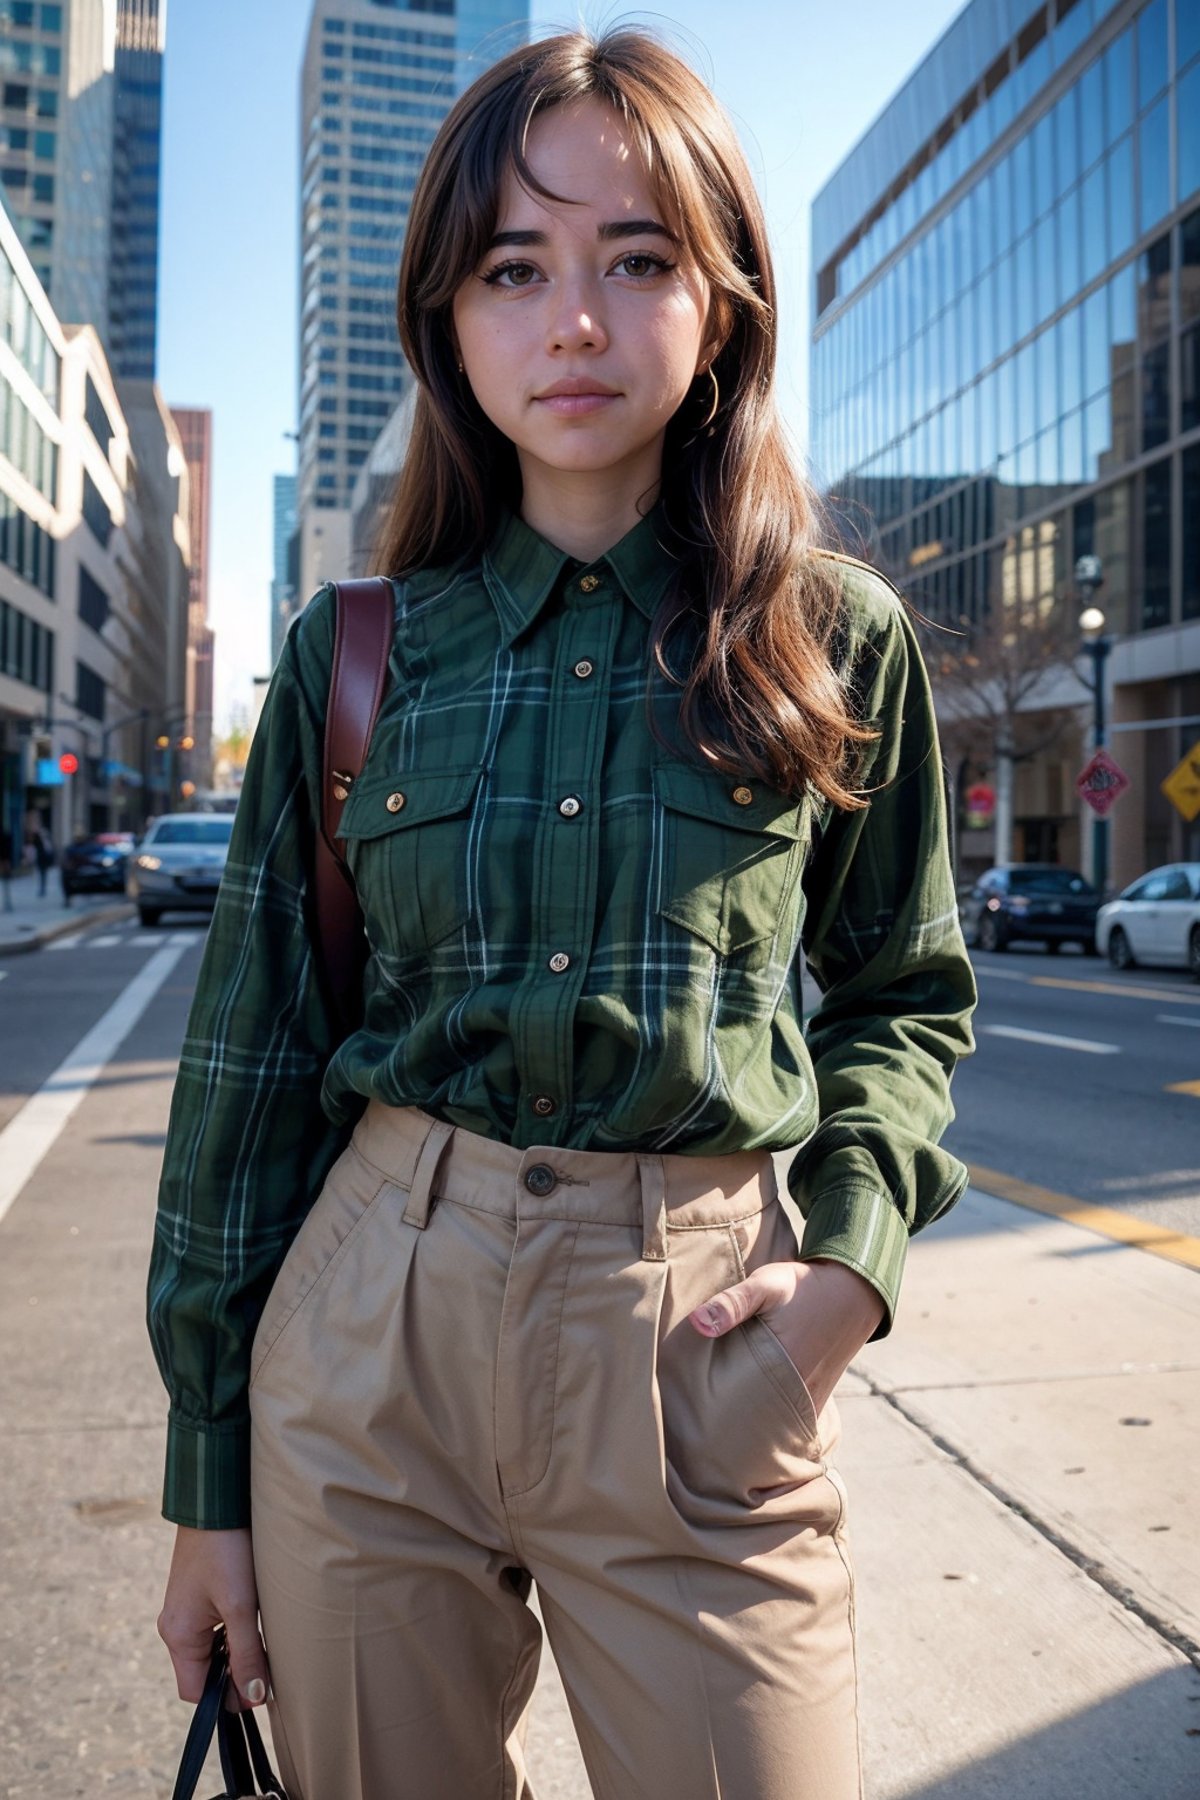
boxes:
[297,0,530,522]
[108,0,165,379]
[811,0,1200,883]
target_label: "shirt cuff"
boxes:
[163,1411,252,1530]
[795,1180,909,1342]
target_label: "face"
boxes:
[451,97,716,499]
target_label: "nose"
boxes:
[545,272,609,356]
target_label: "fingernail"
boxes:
[245,1678,266,1705]
[700,1305,721,1333]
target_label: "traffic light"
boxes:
[58,752,78,776]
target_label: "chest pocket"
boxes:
[337,764,487,954]
[653,759,809,959]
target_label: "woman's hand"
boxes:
[688,1258,885,1419]
[157,1525,270,1712]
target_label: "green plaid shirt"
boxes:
[148,501,976,1529]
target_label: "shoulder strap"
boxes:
[315,576,395,1037]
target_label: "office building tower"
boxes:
[0,0,115,323]
[811,0,1200,884]
[271,471,297,663]
[296,0,529,526]
[170,404,214,787]
[109,0,165,378]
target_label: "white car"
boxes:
[1095,863,1200,977]
[126,811,234,926]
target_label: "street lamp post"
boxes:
[1076,554,1110,896]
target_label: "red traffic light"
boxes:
[58,752,79,776]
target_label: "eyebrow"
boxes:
[483,218,679,252]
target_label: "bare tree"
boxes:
[923,589,1086,864]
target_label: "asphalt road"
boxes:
[945,943,1200,1238]
[4,918,1196,1233]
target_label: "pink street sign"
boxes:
[1076,747,1131,817]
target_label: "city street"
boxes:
[1,915,1198,1796]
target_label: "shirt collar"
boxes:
[482,500,678,649]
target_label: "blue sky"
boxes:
[158,0,967,729]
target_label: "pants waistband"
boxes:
[348,1102,778,1262]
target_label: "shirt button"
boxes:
[524,1159,557,1191]
[558,795,583,818]
[548,951,571,973]
[573,659,594,679]
[731,785,754,806]
[386,791,406,813]
[579,573,601,593]
[531,1098,557,1120]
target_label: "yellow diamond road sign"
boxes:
[1161,740,1200,822]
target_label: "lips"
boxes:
[535,377,621,399]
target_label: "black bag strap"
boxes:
[170,1627,290,1800]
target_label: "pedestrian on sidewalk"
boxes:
[31,822,55,899]
[148,29,976,1800]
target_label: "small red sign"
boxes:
[1076,747,1130,816]
[58,751,79,776]
[965,782,996,827]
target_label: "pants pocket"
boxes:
[249,1142,388,1390]
[655,1210,831,1520]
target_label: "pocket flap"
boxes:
[653,760,806,839]
[337,765,485,840]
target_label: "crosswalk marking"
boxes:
[39,927,206,953]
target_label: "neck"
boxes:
[516,455,661,563]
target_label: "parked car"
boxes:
[1094,863,1200,977]
[126,811,234,926]
[960,864,1101,954]
[60,831,136,896]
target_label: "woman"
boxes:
[151,28,975,1800]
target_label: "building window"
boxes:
[81,468,111,547]
[84,375,111,452]
[1141,458,1171,630]
[75,659,105,721]
[1184,447,1200,622]
[78,564,108,633]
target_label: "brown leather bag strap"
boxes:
[314,576,395,1036]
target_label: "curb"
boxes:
[0,899,136,957]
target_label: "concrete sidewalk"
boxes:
[1,1013,1197,1797]
[0,871,133,954]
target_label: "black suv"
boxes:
[961,864,1101,954]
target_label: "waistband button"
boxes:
[524,1163,557,1196]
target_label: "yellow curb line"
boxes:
[967,1162,1200,1273]
[1031,975,1200,1004]
[1166,1080,1200,1097]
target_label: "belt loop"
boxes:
[637,1153,667,1261]
[403,1116,455,1229]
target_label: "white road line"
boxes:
[1158,1014,1200,1029]
[981,1024,1121,1055]
[0,940,188,1227]
[44,938,74,950]
[169,932,200,946]
[132,933,165,946]
[87,935,121,947]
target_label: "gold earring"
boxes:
[457,357,464,373]
[699,365,719,430]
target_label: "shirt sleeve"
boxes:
[786,566,977,1341]
[146,585,357,1529]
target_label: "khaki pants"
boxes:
[249,1103,862,1800]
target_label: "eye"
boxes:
[480,259,541,288]
[613,251,675,279]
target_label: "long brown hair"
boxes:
[374,28,875,810]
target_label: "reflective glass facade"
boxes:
[811,0,1200,876]
[108,0,166,380]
